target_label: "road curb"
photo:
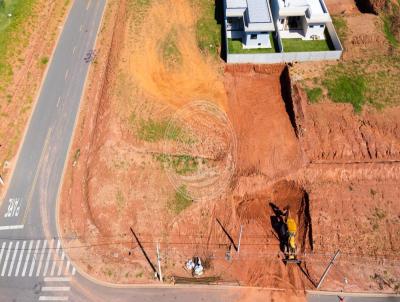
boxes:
[307,290,400,297]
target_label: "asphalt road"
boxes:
[307,292,400,302]
[0,0,399,301]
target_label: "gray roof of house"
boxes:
[247,0,272,23]
[226,0,247,8]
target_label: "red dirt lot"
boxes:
[225,64,304,179]
[58,0,400,297]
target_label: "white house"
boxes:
[225,0,275,49]
[271,0,332,40]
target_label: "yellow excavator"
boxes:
[283,208,301,264]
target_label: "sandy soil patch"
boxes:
[342,14,391,60]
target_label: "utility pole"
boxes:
[317,250,340,289]
[156,242,163,283]
[237,225,243,256]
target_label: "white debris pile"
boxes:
[185,257,204,276]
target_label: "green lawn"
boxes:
[227,34,278,54]
[282,36,334,52]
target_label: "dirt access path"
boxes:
[0,1,70,198]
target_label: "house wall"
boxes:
[225,22,343,63]
[227,30,244,39]
[243,32,271,48]
[304,23,326,40]
[227,49,342,63]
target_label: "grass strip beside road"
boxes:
[0,0,37,89]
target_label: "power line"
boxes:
[0,240,399,264]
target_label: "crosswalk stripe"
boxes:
[42,287,70,291]
[22,240,33,277]
[39,297,68,301]
[43,239,54,276]
[51,240,61,276]
[15,241,26,276]
[44,277,71,282]
[8,241,19,276]
[64,260,70,276]
[0,242,6,270]
[57,251,65,276]
[1,241,13,276]
[29,240,41,277]
[0,239,74,278]
[36,240,47,276]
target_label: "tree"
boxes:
[0,0,5,10]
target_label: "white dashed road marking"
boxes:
[39,271,71,301]
[39,297,68,301]
[0,225,24,231]
[44,277,71,282]
[42,287,70,292]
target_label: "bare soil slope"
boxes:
[225,65,304,179]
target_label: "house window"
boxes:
[320,24,324,28]
[310,25,314,28]
[251,34,257,39]
[280,19,285,24]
